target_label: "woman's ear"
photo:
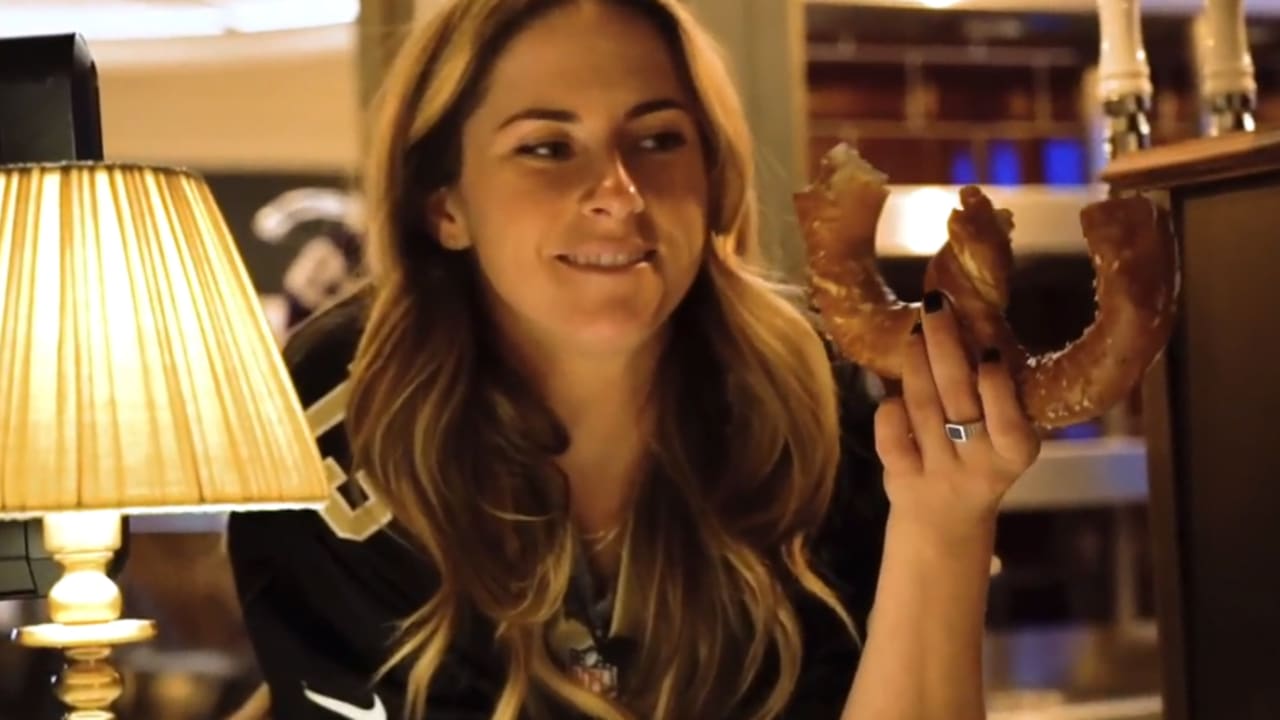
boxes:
[426,187,471,251]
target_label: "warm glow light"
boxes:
[2,162,330,719]
[883,187,958,256]
[224,0,359,33]
[0,1,359,41]
[0,163,329,519]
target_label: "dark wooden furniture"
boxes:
[1102,130,1280,720]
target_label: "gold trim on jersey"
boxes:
[306,377,352,437]
[307,378,393,542]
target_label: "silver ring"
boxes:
[944,418,986,443]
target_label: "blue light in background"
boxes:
[1042,138,1087,185]
[950,148,978,185]
[1055,420,1104,440]
[989,141,1022,186]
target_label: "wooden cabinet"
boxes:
[1103,129,1280,720]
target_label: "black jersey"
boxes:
[227,294,890,719]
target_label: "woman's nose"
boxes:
[582,157,645,219]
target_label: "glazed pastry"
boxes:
[794,143,1180,430]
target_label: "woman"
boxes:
[227,1,1041,718]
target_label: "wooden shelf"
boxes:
[811,118,1087,141]
[1101,129,1280,191]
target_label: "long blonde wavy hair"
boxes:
[347,1,855,718]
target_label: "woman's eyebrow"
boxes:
[495,97,690,130]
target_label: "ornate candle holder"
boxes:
[1096,0,1154,158]
[1192,0,1257,136]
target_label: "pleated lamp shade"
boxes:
[0,163,329,518]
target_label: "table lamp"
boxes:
[0,162,330,718]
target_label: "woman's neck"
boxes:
[504,329,666,536]
[555,349,659,533]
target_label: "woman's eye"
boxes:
[515,141,573,160]
[637,131,688,152]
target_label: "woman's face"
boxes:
[431,2,709,360]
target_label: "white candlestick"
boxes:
[1095,0,1154,157]
[1193,0,1257,135]
[1096,0,1154,103]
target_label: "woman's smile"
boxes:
[555,247,658,272]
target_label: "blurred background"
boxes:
[4,0,1278,717]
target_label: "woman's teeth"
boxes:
[559,251,652,268]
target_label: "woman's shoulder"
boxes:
[809,338,891,624]
[279,284,371,403]
[226,503,502,718]
[227,283,435,625]
[823,336,883,477]
[225,286,479,713]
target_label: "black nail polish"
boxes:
[923,290,945,314]
[910,321,923,335]
[981,347,1002,364]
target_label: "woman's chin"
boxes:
[557,311,670,357]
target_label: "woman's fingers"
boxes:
[874,396,923,476]
[976,350,1041,470]
[900,318,956,466]
[887,291,1039,478]
[920,291,985,427]
[874,294,1041,519]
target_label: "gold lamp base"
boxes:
[10,511,157,720]
[12,619,157,649]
